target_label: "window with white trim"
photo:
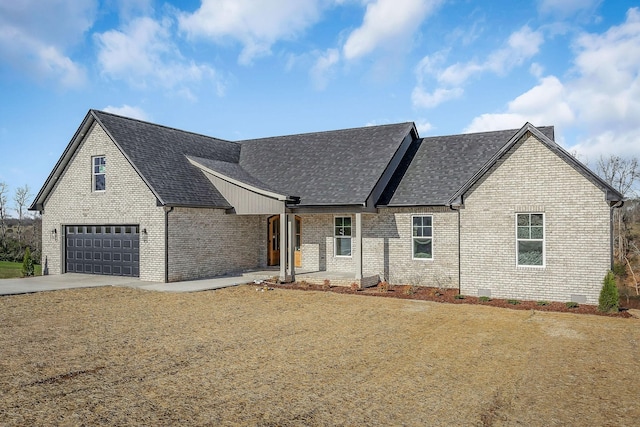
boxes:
[93,156,106,192]
[412,215,433,259]
[334,216,352,257]
[517,213,544,266]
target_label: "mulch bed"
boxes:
[267,281,634,318]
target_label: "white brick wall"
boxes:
[363,207,459,287]
[460,133,612,304]
[41,122,166,282]
[167,208,263,281]
[296,209,459,288]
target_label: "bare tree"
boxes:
[597,155,639,198]
[13,185,31,244]
[0,182,8,248]
[596,156,639,261]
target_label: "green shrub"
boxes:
[454,294,465,300]
[22,247,34,277]
[536,301,550,306]
[566,301,579,309]
[507,299,520,305]
[598,271,619,313]
[479,296,491,302]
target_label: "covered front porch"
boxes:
[267,212,378,289]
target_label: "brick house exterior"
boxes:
[31,110,622,304]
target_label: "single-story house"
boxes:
[30,109,623,304]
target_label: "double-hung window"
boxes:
[412,215,433,259]
[93,156,106,192]
[517,213,544,266]
[334,216,352,257]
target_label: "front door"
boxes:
[267,215,302,267]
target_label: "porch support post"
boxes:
[279,212,287,282]
[287,214,295,282]
[355,212,363,280]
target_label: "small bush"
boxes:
[507,299,520,305]
[536,301,550,306]
[566,301,579,309]
[22,247,34,277]
[479,296,491,302]
[377,281,389,293]
[598,271,619,313]
[454,294,465,300]
[350,282,359,292]
[397,284,416,295]
[322,279,331,290]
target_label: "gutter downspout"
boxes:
[610,200,624,269]
[164,206,174,283]
[449,203,462,295]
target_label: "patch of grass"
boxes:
[0,261,41,279]
[454,294,465,300]
[479,296,491,302]
[566,301,579,309]
[507,299,521,305]
[536,301,550,306]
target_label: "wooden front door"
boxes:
[267,215,302,267]
[268,215,280,266]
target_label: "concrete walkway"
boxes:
[0,271,277,296]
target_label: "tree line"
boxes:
[0,183,40,264]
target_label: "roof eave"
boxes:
[187,157,296,202]
[29,111,97,212]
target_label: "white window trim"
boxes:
[92,156,106,193]
[515,212,545,268]
[411,214,434,261]
[334,215,352,258]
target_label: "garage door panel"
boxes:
[65,225,139,277]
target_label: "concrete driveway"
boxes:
[0,271,275,296]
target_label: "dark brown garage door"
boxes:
[65,225,140,277]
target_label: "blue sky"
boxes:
[1,0,639,213]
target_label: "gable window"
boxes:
[517,213,544,266]
[412,215,433,259]
[334,216,352,257]
[93,156,106,192]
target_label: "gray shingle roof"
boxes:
[93,110,239,207]
[186,156,281,195]
[238,123,415,206]
[385,126,555,206]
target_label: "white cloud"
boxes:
[538,0,601,18]
[310,48,340,90]
[0,0,96,87]
[178,0,325,65]
[413,26,544,108]
[465,8,640,162]
[439,26,543,86]
[95,17,223,98]
[103,105,149,121]
[412,86,463,108]
[415,119,433,135]
[343,0,442,60]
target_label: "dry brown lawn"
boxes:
[0,285,639,426]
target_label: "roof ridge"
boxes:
[90,109,237,146]
[238,121,414,144]
[421,125,554,140]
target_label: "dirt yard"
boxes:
[1,285,638,426]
